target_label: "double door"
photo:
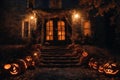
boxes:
[44,19,67,45]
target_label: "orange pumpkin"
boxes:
[88,58,98,70]
[4,63,21,76]
[103,62,119,75]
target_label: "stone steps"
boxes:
[39,46,81,67]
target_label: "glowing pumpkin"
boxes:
[98,65,104,73]
[103,62,119,75]
[32,50,41,61]
[82,51,88,57]
[88,58,98,70]
[9,63,20,75]
[4,63,21,76]
[25,56,35,67]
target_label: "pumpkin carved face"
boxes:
[103,62,119,75]
[4,63,20,75]
[9,63,20,75]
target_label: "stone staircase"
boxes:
[38,46,81,67]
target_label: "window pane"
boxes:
[62,36,65,40]
[46,20,53,40]
[61,31,65,35]
[57,20,65,40]
[46,36,49,40]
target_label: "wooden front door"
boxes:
[44,19,70,45]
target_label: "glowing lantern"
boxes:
[74,13,80,19]
[30,16,34,20]
[72,11,81,24]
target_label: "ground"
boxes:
[5,67,120,80]
[0,45,120,80]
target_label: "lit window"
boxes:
[83,21,91,36]
[57,21,65,40]
[46,20,53,40]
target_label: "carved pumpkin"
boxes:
[88,58,98,70]
[3,57,35,76]
[82,51,88,57]
[25,56,35,67]
[98,65,104,73]
[9,63,20,75]
[4,63,21,76]
[31,50,41,61]
[103,62,119,75]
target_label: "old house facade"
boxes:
[21,0,91,45]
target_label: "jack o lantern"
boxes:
[88,58,98,70]
[82,51,88,57]
[25,56,35,67]
[3,57,34,76]
[9,63,20,75]
[103,62,119,75]
[98,65,104,73]
[31,50,41,61]
[4,63,21,76]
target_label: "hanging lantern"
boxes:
[103,62,119,75]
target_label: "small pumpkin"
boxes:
[88,58,98,70]
[25,56,35,67]
[32,50,41,61]
[82,51,88,57]
[98,65,104,73]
